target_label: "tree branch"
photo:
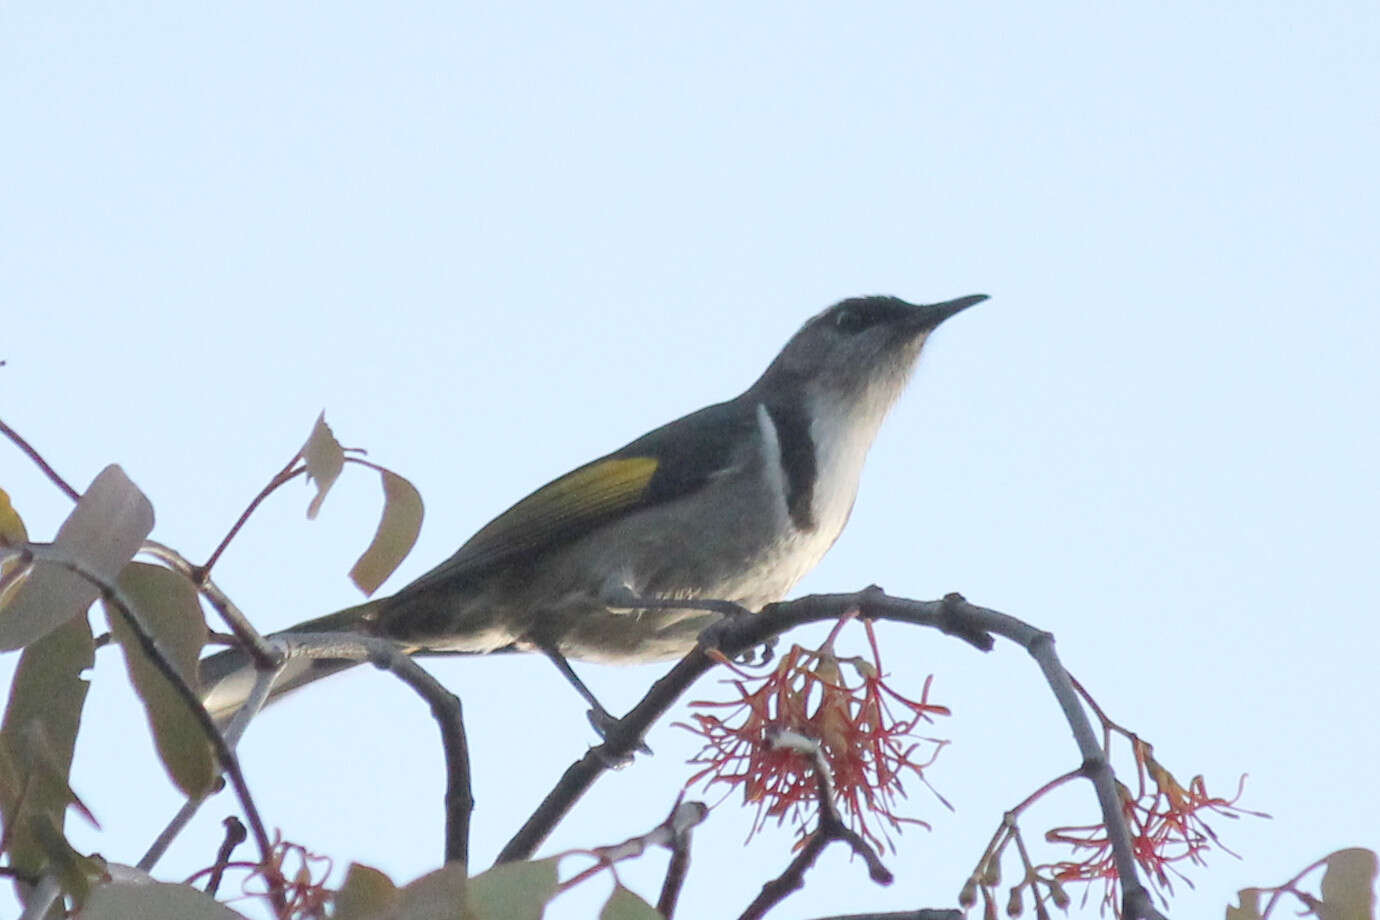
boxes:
[138,661,281,871]
[270,632,474,864]
[197,456,305,578]
[498,588,989,864]
[803,912,962,920]
[204,817,247,897]
[15,875,63,920]
[0,416,81,502]
[558,796,707,898]
[139,540,280,671]
[736,730,890,920]
[5,544,284,911]
[656,798,703,919]
[13,548,273,858]
[496,588,1166,920]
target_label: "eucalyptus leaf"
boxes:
[350,469,424,595]
[0,466,153,649]
[77,879,249,919]
[394,862,469,920]
[104,563,214,797]
[600,885,663,920]
[333,863,399,920]
[0,615,94,887]
[1319,848,1377,920]
[464,858,559,920]
[303,413,345,520]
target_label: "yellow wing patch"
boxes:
[0,488,31,607]
[460,456,659,561]
[0,488,27,545]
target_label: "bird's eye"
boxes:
[833,308,867,333]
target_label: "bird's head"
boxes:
[751,294,987,417]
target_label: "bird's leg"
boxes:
[538,644,652,758]
[538,644,614,725]
[598,582,774,664]
[600,582,751,619]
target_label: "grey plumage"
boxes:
[199,294,984,720]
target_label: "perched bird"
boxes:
[200,294,985,722]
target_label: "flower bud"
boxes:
[1047,879,1070,909]
[958,876,979,908]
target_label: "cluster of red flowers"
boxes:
[1042,738,1264,912]
[682,613,1263,915]
[680,614,950,851]
[199,835,333,919]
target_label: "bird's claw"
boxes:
[736,635,778,666]
[586,707,653,763]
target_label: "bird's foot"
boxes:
[695,601,759,656]
[736,635,778,666]
[587,707,653,765]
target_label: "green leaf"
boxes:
[1318,848,1377,920]
[395,862,469,920]
[104,563,214,797]
[77,879,249,919]
[31,814,104,905]
[0,737,97,836]
[464,858,559,920]
[0,465,154,650]
[303,413,345,520]
[600,885,663,920]
[349,470,424,595]
[0,614,95,886]
[334,863,399,919]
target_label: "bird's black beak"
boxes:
[908,293,988,331]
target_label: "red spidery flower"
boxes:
[679,612,950,851]
[1042,738,1266,913]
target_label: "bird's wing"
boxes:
[394,399,758,593]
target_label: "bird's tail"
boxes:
[198,601,381,723]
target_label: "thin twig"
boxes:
[15,875,62,920]
[221,663,282,748]
[803,912,962,920]
[1254,852,1336,920]
[199,456,305,577]
[140,540,279,669]
[657,842,691,918]
[739,833,830,920]
[275,632,474,864]
[496,588,1165,920]
[9,544,283,910]
[140,797,211,874]
[497,589,989,864]
[205,817,248,896]
[737,734,891,920]
[558,797,707,897]
[0,417,81,501]
[656,799,704,919]
[195,451,384,587]
[139,663,281,871]
[1014,637,1161,919]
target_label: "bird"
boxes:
[199,293,986,724]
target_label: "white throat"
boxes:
[806,388,893,546]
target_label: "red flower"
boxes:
[679,614,949,851]
[1042,741,1264,913]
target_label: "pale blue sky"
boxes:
[3,3,1377,918]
